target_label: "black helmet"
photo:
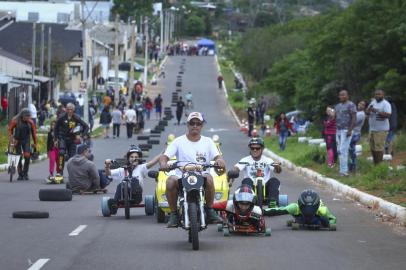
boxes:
[233,185,256,216]
[126,145,142,160]
[298,189,320,223]
[248,137,264,148]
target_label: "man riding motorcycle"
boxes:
[264,189,336,228]
[229,137,282,208]
[54,103,89,180]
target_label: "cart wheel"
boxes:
[223,228,230,237]
[217,224,223,232]
[292,222,300,230]
[329,224,337,231]
[286,220,294,227]
[265,228,272,236]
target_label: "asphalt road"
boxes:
[0,55,405,270]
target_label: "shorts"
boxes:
[102,124,110,128]
[369,131,388,151]
[155,107,161,113]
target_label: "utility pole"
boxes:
[29,22,36,106]
[129,20,136,93]
[114,14,120,105]
[40,24,44,76]
[47,26,52,101]
[143,17,148,86]
[81,0,89,124]
[160,9,163,55]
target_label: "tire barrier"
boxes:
[39,189,73,201]
[12,211,50,219]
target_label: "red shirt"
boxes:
[1,97,8,109]
[323,117,336,135]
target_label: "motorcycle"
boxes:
[148,161,222,250]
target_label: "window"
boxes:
[28,12,39,22]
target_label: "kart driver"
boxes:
[213,185,263,227]
[54,103,89,179]
[159,112,225,227]
[104,145,161,214]
[228,137,282,208]
[264,189,336,227]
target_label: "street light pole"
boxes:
[129,20,136,95]
[29,22,36,106]
[81,0,89,124]
[143,17,148,86]
[160,9,163,54]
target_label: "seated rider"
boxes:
[264,189,336,227]
[54,103,89,180]
[213,185,263,227]
[229,137,282,208]
[104,145,161,214]
[66,144,110,191]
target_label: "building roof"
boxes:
[0,21,81,63]
[0,47,31,66]
[89,23,131,45]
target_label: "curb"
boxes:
[215,55,242,127]
[263,148,406,226]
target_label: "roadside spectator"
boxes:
[217,74,223,90]
[77,94,84,117]
[323,106,337,168]
[154,94,163,120]
[46,120,59,182]
[1,95,8,120]
[124,105,136,139]
[176,97,185,125]
[100,106,112,139]
[366,89,391,164]
[38,107,47,128]
[111,105,122,139]
[274,112,295,151]
[334,90,356,176]
[247,100,255,137]
[56,104,65,119]
[384,97,397,157]
[103,94,112,108]
[134,96,145,134]
[66,144,110,191]
[349,101,366,171]
[28,101,38,126]
[144,96,153,121]
[88,105,95,133]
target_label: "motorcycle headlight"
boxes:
[161,194,167,201]
[214,192,223,201]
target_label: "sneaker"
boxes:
[268,200,277,209]
[206,208,222,224]
[108,199,118,215]
[339,172,349,177]
[167,212,179,228]
[46,176,55,184]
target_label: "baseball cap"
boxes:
[76,144,89,155]
[187,112,204,122]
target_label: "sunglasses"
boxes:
[188,121,203,127]
[250,147,262,151]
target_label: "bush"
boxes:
[295,146,326,166]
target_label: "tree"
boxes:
[112,0,153,21]
[185,15,205,36]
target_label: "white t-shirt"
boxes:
[110,164,148,187]
[28,103,37,119]
[125,109,136,123]
[368,99,391,132]
[235,155,275,183]
[164,135,220,177]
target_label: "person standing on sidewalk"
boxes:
[111,106,122,139]
[124,105,136,139]
[384,96,397,157]
[334,90,356,176]
[247,100,255,137]
[323,106,337,168]
[217,74,223,90]
[349,100,366,171]
[100,106,112,139]
[154,94,163,120]
[366,89,391,164]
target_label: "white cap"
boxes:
[187,112,204,122]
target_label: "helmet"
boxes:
[298,189,320,223]
[126,145,142,161]
[248,137,264,148]
[212,134,220,143]
[233,185,256,216]
[167,134,175,144]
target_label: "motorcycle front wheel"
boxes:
[188,202,199,250]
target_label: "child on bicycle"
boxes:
[104,145,161,214]
[228,137,282,208]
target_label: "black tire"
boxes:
[149,134,161,138]
[147,140,160,145]
[151,130,161,134]
[139,144,152,151]
[257,182,263,207]
[188,202,199,250]
[39,189,72,201]
[12,211,49,219]
[137,135,150,140]
[124,182,130,219]
[155,195,166,223]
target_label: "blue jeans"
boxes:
[349,133,361,171]
[385,130,395,155]
[336,129,352,174]
[279,131,289,150]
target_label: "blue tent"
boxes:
[197,38,216,51]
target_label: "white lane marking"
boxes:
[28,258,50,270]
[69,225,88,236]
